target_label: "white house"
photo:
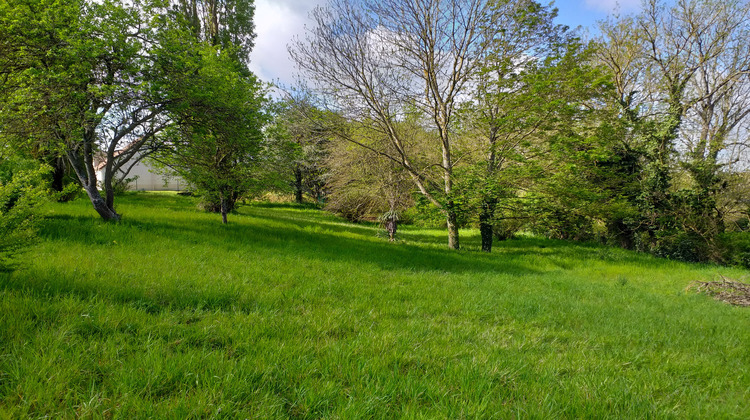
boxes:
[95,152,185,191]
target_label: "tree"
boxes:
[0,0,171,221]
[169,0,256,65]
[325,120,416,225]
[154,44,268,224]
[266,91,333,204]
[291,0,502,249]
[597,0,750,260]
[457,0,590,252]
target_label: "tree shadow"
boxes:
[18,199,699,315]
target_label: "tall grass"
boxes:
[0,192,748,418]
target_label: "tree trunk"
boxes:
[294,166,304,204]
[221,195,228,224]
[446,204,460,250]
[104,176,115,210]
[385,219,397,242]
[50,157,66,192]
[67,146,121,222]
[83,185,121,221]
[479,201,494,253]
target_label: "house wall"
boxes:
[97,159,185,191]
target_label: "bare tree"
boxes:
[291,0,497,249]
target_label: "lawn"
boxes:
[1,192,748,418]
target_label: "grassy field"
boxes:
[1,192,748,418]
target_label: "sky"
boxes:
[248,0,645,87]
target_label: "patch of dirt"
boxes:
[687,276,750,307]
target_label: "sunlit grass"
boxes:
[0,192,748,418]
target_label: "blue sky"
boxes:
[248,0,645,86]
[555,0,642,31]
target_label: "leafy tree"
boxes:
[154,44,269,223]
[169,0,256,65]
[597,0,750,261]
[457,0,582,252]
[266,92,334,204]
[0,0,171,221]
[325,123,415,224]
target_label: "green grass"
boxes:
[1,192,748,418]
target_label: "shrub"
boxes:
[0,164,48,269]
[719,232,750,269]
[651,232,710,264]
[112,175,139,195]
[494,218,524,240]
[325,191,379,222]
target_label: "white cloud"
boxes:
[583,0,642,14]
[248,0,326,87]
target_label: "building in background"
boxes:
[95,151,185,191]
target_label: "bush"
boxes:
[325,191,379,222]
[651,232,711,264]
[719,232,750,269]
[0,164,48,269]
[530,210,595,241]
[494,218,524,240]
[112,175,139,195]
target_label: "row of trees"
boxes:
[2,0,749,265]
[283,0,750,263]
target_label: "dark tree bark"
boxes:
[446,203,460,250]
[479,199,496,252]
[294,165,304,204]
[385,219,397,241]
[220,195,228,224]
[50,157,67,193]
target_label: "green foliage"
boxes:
[719,232,750,269]
[0,158,48,269]
[112,175,139,196]
[263,94,334,203]
[169,0,256,67]
[0,0,177,220]
[324,124,415,222]
[403,195,471,229]
[154,40,269,222]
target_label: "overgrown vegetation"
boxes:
[0,156,48,269]
[0,193,747,417]
[3,0,750,265]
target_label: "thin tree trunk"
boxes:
[50,157,66,192]
[479,200,495,253]
[83,185,121,221]
[67,146,121,222]
[446,204,460,250]
[294,166,304,204]
[220,194,228,224]
[104,170,115,210]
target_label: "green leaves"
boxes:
[0,158,49,269]
[153,37,270,221]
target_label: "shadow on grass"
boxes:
[39,211,542,277]
[40,205,677,275]
[16,197,690,314]
[17,212,540,313]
